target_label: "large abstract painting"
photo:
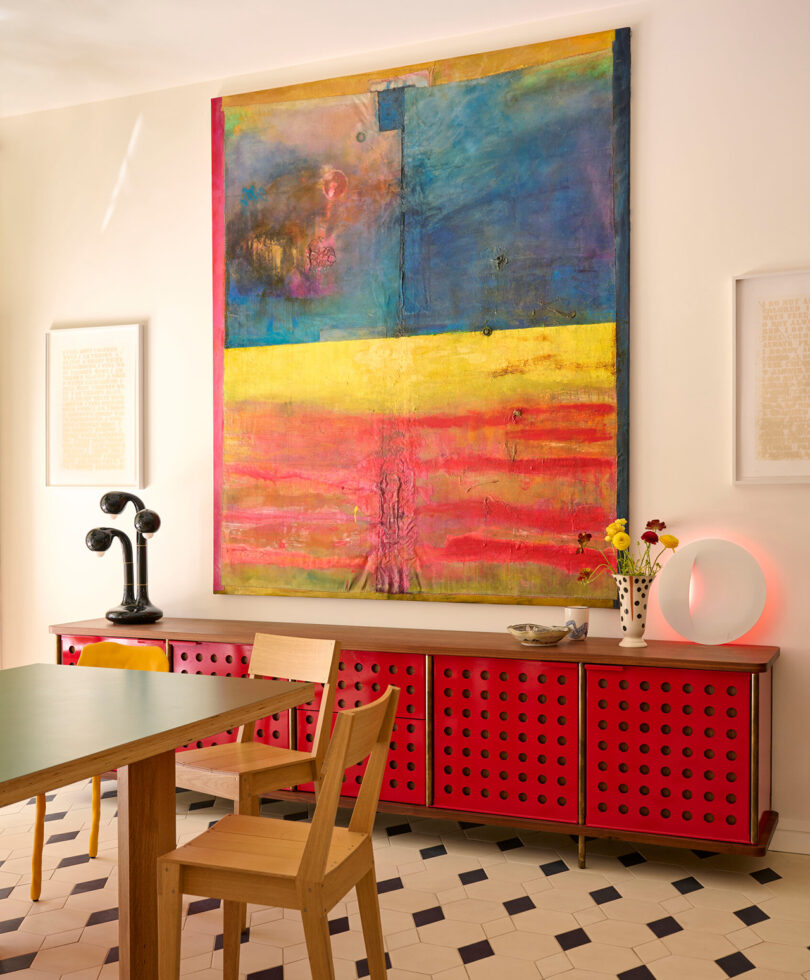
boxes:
[213,28,630,604]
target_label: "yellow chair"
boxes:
[30,641,169,901]
[158,685,399,980]
[174,633,340,816]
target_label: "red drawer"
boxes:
[172,641,290,752]
[60,634,166,666]
[296,709,426,805]
[305,650,425,720]
[586,665,751,843]
[432,656,579,823]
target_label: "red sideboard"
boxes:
[50,618,778,866]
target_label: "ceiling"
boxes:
[0,0,622,118]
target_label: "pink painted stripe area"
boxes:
[212,96,225,591]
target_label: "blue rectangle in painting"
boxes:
[377,88,406,132]
[400,53,617,336]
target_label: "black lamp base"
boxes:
[105,602,163,625]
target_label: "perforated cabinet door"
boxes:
[172,641,290,751]
[586,665,751,843]
[433,656,579,822]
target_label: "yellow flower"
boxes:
[616,518,627,525]
[612,531,631,550]
[605,521,622,537]
[660,534,679,549]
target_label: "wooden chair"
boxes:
[158,685,399,980]
[174,633,340,816]
[30,640,169,901]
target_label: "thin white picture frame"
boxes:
[733,269,810,485]
[46,323,144,487]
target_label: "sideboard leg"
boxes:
[578,835,586,868]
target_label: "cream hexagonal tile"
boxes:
[523,886,595,913]
[489,929,559,960]
[442,897,510,923]
[746,941,810,973]
[512,908,580,935]
[602,897,670,923]
[483,916,516,938]
[249,915,306,947]
[32,940,109,973]
[676,905,743,934]
[566,940,642,974]
[19,906,90,936]
[466,954,542,978]
[646,954,726,979]
[662,928,737,960]
[211,939,283,975]
[417,917,485,948]
[389,940,463,974]
[574,907,606,927]
[536,950,572,977]
[584,917,651,947]
[634,937,671,963]
[378,888,438,914]
[39,926,83,949]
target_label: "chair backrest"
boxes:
[299,686,399,883]
[77,640,169,672]
[245,633,341,769]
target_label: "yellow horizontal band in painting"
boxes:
[224,322,617,415]
[221,30,617,108]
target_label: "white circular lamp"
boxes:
[657,539,766,645]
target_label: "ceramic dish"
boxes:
[506,623,572,646]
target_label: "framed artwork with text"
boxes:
[734,269,810,484]
[213,28,630,604]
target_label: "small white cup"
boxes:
[564,606,589,641]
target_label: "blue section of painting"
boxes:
[400,55,616,335]
[377,88,406,132]
[223,48,618,349]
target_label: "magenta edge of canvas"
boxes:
[212,97,224,592]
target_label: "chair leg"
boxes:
[233,788,259,931]
[88,775,101,858]
[30,794,46,901]
[157,860,183,980]
[223,901,242,980]
[356,867,387,979]
[301,900,336,980]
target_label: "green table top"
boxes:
[0,664,312,806]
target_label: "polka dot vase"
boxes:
[613,573,653,648]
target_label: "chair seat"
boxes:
[165,813,367,881]
[176,741,315,777]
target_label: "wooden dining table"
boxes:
[0,663,314,978]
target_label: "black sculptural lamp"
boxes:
[86,491,163,624]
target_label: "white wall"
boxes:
[1,0,809,851]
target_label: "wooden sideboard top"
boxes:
[51,617,779,672]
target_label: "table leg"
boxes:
[117,749,176,979]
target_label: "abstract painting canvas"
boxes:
[213,28,630,604]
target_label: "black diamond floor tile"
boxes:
[541,859,569,876]
[0,917,23,935]
[692,849,718,859]
[459,868,488,885]
[618,967,657,980]
[356,952,391,977]
[282,810,310,821]
[86,907,119,927]
[647,916,683,938]
[188,798,216,811]
[246,966,283,980]
[413,905,444,927]
[0,951,37,972]
[503,895,535,916]
[459,821,483,829]
[555,927,590,951]
[459,939,495,964]
[47,830,80,845]
[672,875,703,894]
[716,951,756,977]
[101,789,118,800]
[0,888,12,901]
[43,810,67,822]
[188,897,221,915]
[420,843,447,860]
[590,885,621,905]
[734,905,769,926]
[104,948,119,964]
[376,877,403,894]
[214,928,249,949]
[71,877,108,895]
[328,916,350,935]
[386,822,412,837]
[27,794,55,805]
[57,853,91,869]
[618,851,646,867]
[750,867,782,885]
[497,836,524,851]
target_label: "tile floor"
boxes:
[0,780,809,978]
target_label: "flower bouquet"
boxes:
[576,519,679,648]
